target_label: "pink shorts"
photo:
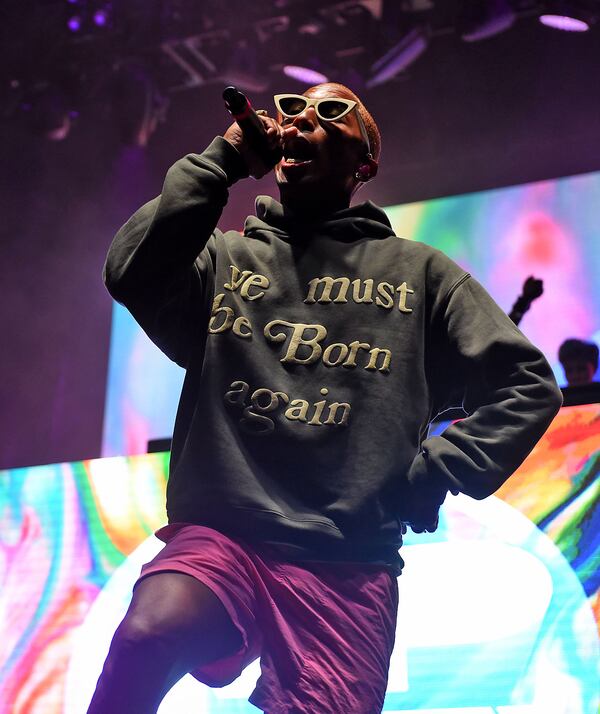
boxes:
[138,523,398,714]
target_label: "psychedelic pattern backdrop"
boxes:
[1,404,599,714]
[102,169,600,457]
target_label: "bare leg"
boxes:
[87,571,243,714]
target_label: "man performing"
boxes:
[89,83,562,713]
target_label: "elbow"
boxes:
[539,377,563,423]
[463,481,496,501]
[102,260,129,304]
[472,485,493,501]
[529,357,563,421]
[102,258,118,293]
[549,383,563,415]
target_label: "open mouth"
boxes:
[281,138,314,169]
[282,157,312,166]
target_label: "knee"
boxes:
[111,612,179,661]
[89,614,181,714]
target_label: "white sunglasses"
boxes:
[273,93,372,157]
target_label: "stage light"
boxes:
[67,15,82,32]
[66,1,112,33]
[283,65,329,84]
[461,0,516,42]
[540,14,588,30]
[367,27,428,88]
[66,0,83,32]
[92,2,112,28]
[539,1,596,31]
[93,9,109,27]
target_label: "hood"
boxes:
[244,196,396,243]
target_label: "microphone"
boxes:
[223,86,282,168]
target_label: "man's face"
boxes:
[274,85,367,203]
[562,359,595,386]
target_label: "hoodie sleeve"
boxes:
[405,274,563,527]
[103,137,248,366]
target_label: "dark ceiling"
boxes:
[3,1,599,149]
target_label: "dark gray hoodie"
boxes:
[104,137,562,573]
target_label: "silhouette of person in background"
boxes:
[558,338,599,386]
[509,276,544,326]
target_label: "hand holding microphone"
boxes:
[222,86,283,179]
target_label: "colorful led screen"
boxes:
[102,170,600,457]
[2,404,599,713]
